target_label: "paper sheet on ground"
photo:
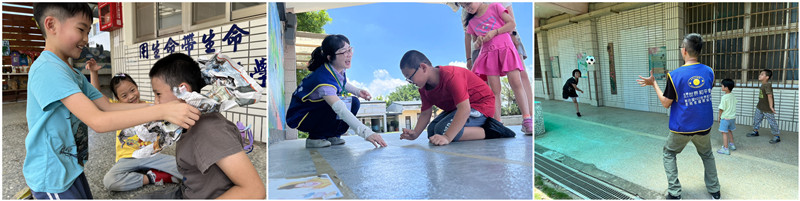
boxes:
[269,174,343,199]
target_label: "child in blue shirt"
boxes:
[25,3,199,199]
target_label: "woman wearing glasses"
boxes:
[285,34,387,148]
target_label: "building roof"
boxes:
[392,101,422,106]
[362,100,387,104]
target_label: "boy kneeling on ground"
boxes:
[398,50,515,145]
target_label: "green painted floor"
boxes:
[535,98,798,199]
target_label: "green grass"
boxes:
[535,175,572,199]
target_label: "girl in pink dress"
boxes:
[461,2,531,133]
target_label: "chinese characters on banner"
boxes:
[251,57,266,87]
[203,29,216,54]
[137,24,264,87]
[152,40,160,59]
[182,33,196,56]
[222,24,250,52]
[138,24,250,60]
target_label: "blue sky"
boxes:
[323,2,533,97]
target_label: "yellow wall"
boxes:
[398,110,420,130]
[396,106,444,130]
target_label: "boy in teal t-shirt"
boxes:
[716,79,737,155]
[25,3,200,199]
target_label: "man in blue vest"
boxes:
[637,33,720,200]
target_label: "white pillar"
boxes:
[383,114,387,133]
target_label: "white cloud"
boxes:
[348,69,407,97]
[368,78,407,97]
[373,69,390,79]
[348,79,367,91]
[448,61,468,69]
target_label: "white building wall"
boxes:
[595,3,669,113]
[535,32,553,99]
[545,21,596,106]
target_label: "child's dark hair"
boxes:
[572,69,581,77]
[149,53,206,93]
[399,50,432,70]
[33,3,93,38]
[682,33,703,57]
[307,34,350,71]
[721,79,735,91]
[110,73,138,99]
[459,2,477,27]
[761,69,773,79]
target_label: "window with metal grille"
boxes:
[686,2,798,88]
[134,2,266,43]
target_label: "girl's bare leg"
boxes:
[487,76,503,122]
[506,70,531,118]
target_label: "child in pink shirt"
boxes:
[461,2,531,134]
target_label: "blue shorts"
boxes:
[427,109,488,142]
[32,173,93,199]
[719,119,736,132]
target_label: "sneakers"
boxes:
[665,193,681,200]
[522,118,533,135]
[306,139,332,148]
[665,191,719,199]
[710,191,721,200]
[746,131,759,137]
[146,169,179,185]
[770,136,781,144]
[576,112,582,117]
[326,137,346,145]
[716,146,730,155]
[728,143,736,151]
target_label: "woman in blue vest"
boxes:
[286,34,387,148]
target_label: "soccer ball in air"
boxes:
[586,56,596,65]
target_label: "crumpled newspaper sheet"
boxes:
[119,122,183,158]
[120,53,263,158]
[196,53,263,112]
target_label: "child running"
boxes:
[562,69,583,117]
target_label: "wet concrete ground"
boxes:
[269,125,532,199]
[535,99,798,199]
[2,102,266,199]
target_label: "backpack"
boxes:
[237,121,254,154]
